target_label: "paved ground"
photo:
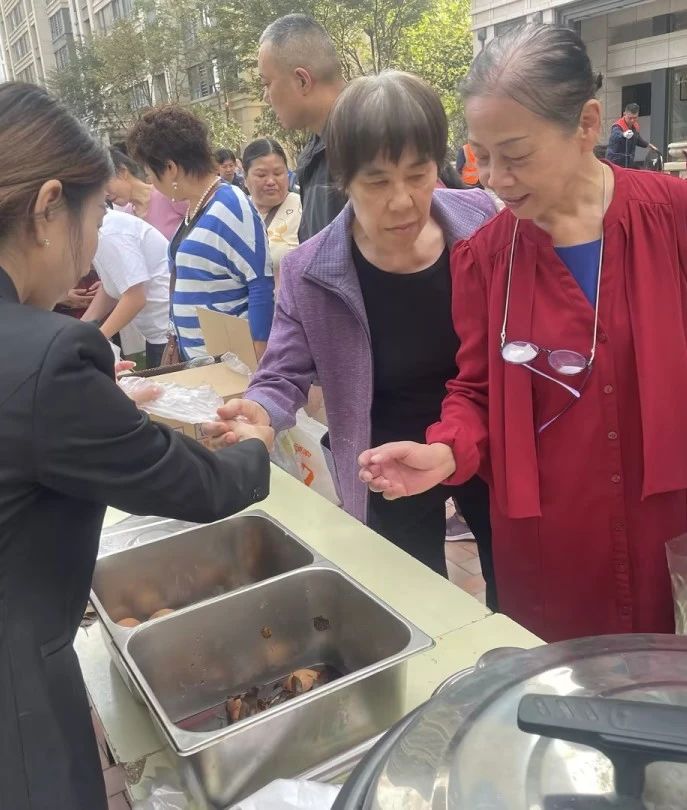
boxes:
[445,539,486,605]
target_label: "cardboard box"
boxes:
[144,310,256,443]
[196,308,258,371]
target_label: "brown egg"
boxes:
[283,668,319,694]
[134,584,164,617]
[226,697,242,723]
[150,608,175,620]
[116,617,141,628]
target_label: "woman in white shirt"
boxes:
[243,138,301,288]
[82,209,170,367]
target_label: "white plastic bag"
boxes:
[109,341,122,365]
[131,785,189,810]
[117,378,223,423]
[130,768,191,809]
[230,779,340,810]
[271,410,340,505]
[221,351,252,377]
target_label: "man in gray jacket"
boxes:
[258,14,347,242]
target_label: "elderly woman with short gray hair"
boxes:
[206,71,497,605]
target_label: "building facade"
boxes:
[0,0,262,146]
[472,0,687,159]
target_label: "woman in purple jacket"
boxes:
[208,72,497,605]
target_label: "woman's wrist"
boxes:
[429,442,457,478]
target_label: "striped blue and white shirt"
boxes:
[172,184,274,360]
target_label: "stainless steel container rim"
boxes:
[91,509,324,650]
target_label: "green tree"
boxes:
[397,0,473,149]
[195,103,244,151]
[252,106,310,162]
[47,42,108,130]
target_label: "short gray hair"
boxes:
[326,71,448,189]
[461,24,603,131]
[260,14,341,83]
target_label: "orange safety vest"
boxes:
[615,116,639,134]
[460,143,480,186]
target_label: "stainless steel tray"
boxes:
[120,564,433,808]
[91,511,319,651]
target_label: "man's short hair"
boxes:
[624,102,640,115]
[260,14,342,83]
[215,148,236,164]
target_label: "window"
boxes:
[12,32,30,60]
[17,63,35,82]
[153,73,168,103]
[608,18,653,45]
[49,9,65,40]
[670,68,687,144]
[672,11,687,32]
[622,83,651,117]
[95,0,131,31]
[8,2,25,32]
[129,80,150,110]
[55,44,70,69]
[187,62,216,100]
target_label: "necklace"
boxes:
[501,163,608,367]
[184,177,220,226]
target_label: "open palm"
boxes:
[358,441,456,500]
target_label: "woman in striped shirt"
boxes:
[128,106,274,361]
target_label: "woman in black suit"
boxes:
[0,83,273,810]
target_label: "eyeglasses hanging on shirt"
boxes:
[499,165,607,433]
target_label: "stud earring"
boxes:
[42,239,51,247]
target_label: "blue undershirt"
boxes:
[554,239,601,306]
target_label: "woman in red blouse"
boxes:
[360,23,687,642]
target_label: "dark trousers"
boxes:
[367,474,497,611]
[146,341,165,369]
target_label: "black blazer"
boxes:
[0,268,270,810]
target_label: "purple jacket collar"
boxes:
[302,191,481,320]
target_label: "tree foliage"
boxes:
[48,0,473,155]
[195,104,245,151]
[398,0,473,149]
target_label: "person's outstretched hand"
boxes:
[202,419,275,452]
[217,399,271,427]
[358,441,456,500]
[202,400,274,452]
